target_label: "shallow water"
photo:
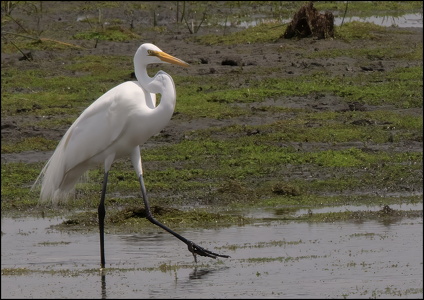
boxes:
[226,12,423,28]
[1,209,423,299]
[335,13,423,28]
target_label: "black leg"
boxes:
[98,171,109,269]
[101,272,106,299]
[138,174,229,261]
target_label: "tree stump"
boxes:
[283,2,334,39]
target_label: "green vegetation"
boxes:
[194,22,286,45]
[3,60,421,153]
[73,25,141,42]
[1,1,422,229]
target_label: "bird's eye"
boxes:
[147,50,153,56]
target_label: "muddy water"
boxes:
[227,12,423,29]
[1,207,423,299]
[336,13,423,28]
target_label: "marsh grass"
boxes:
[73,25,141,42]
[194,22,286,45]
[1,2,422,228]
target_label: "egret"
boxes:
[33,43,229,268]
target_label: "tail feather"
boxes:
[32,140,75,205]
[32,127,87,205]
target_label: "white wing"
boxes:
[35,81,151,204]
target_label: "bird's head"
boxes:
[139,43,189,68]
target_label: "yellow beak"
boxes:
[150,50,190,67]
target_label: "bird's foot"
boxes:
[187,241,230,263]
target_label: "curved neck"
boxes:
[134,51,176,128]
[134,49,175,97]
[134,58,150,90]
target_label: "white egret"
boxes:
[33,43,229,268]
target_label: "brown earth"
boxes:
[1,2,423,181]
